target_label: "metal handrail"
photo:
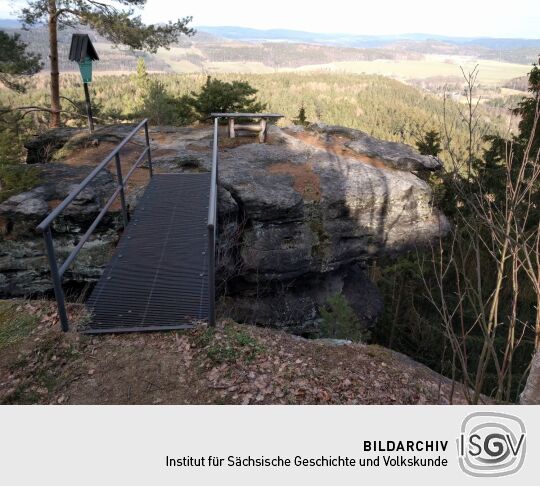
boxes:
[37,119,154,332]
[207,117,219,327]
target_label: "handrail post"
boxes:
[208,224,215,327]
[207,116,219,327]
[114,152,129,228]
[144,121,154,178]
[43,226,70,332]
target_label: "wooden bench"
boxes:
[211,113,284,143]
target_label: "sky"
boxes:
[2,0,539,38]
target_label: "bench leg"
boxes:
[228,118,235,138]
[259,118,267,143]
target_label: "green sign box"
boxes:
[78,57,93,83]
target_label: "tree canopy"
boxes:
[416,129,442,156]
[514,62,540,157]
[0,31,41,92]
[480,63,540,212]
[189,76,266,120]
[18,0,193,126]
[20,1,194,52]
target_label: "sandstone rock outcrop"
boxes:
[0,164,122,296]
[212,124,448,332]
[1,123,449,333]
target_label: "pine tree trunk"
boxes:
[48,0,61,128]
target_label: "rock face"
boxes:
[310,124,443,171]
[212,124,448,333]
[0,164,122,296]
[1,123,448,334]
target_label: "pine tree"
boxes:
[135,58,149,92]
[19,0,194,127]
[484,63,539,162]
[482,62,540,206]
[293,104,309,126]
[513,62,540,158]
[0,30,41,92]
[188,76,266,120]
[416,130,442,156]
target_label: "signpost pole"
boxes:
[83,82,94,132]
[69,34,99,133]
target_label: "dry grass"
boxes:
[0,301,41,350]
[294,57,531,86]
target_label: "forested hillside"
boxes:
[0,72,511,167]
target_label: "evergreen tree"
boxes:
[142,80,195,126]
[0,30,41,92]
[320,293,366,342]
[188,76,266,120]
[481,63,539,209]
[293,103,309,126]
[416,130,442,156]
[135,58,149,91]
[19,0,194,127]
[484,63,539,162]
[513,62,540,158]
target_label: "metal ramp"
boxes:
[85,173,211,333]
[37,118,219,334]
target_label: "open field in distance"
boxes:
[293,56,531,86]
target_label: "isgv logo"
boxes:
[457,412,526,477]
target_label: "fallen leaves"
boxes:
[0,302,475,405]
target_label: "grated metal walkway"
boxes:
[85,173,211,333]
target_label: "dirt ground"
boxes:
[0,300,477,405]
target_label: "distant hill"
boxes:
[0,22,421,73]
[198,25,540,50]
[199,26,540,64]
[0,19,21,28]
[0,20,537,75]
